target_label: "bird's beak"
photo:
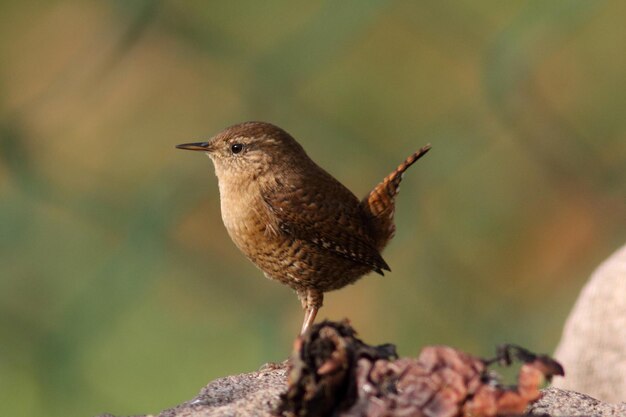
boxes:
[175,141,213,152]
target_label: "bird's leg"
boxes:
[298,289,323,335]
[301,308,317,335]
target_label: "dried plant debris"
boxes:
[278,320,398,417]
[276,320,564,417]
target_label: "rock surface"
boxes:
[157,367,287,417]
[529,387,626,416]
[107,368,626,417]
[553,243,626,403]
[100,320,624,417]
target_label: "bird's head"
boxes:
[176,121,309,182]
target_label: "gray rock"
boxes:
[103,369,625,417]
[553,244,626,403]
[528,387,626,417]
[157,367,287,417]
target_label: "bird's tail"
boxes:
[361,144,431,250]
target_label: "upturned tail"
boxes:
[361,144,431,251]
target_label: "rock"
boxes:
[104,368,625,417]
[156,367,287,417]
[100,321,626,417]
[553,243,626,403]
[528,387,626,416]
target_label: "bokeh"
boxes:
[0,1,624,416]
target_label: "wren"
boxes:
[176,122,430,334]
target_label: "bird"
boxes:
[176,121,430,334]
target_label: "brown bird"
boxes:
[176,122,430,334]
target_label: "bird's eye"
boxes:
[230,143,244,154]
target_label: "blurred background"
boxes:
[0,1,624,416]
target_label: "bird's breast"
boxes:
[218,179,274,257]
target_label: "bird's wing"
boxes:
[261,177,390,274]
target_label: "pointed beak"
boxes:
[175,141,213,152]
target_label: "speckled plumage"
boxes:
[176,122,430,333]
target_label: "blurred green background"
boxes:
[0,1,624,416]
